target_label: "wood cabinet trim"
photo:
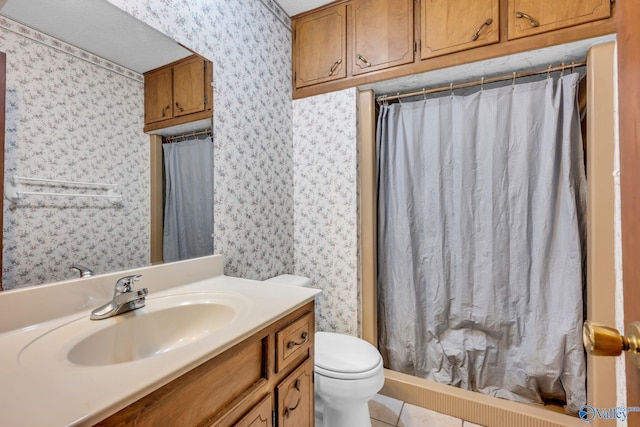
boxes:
[143,109,212,133]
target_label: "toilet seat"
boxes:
[315,358,383,380]
[315,332,383,380]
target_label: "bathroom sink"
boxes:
[19,292,245,367]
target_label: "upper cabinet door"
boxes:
[352,0,414,75]
[294,4,347,89]
[508,0,611,40]
[144,68,173,124]
[422,0,499,59]
[173,56,207,117]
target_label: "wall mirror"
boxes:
[0,0,209,290]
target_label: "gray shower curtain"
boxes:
[376,74,586,414]
[163,135,214,262]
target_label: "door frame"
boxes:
[358,41,620,425]
[616,0,640,411]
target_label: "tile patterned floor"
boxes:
[368,394,485,427]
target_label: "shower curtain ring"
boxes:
[512,72,516,88]
[546,64,552,79]
[571,61,576,73]
[560,62,565,77]
[397,93,402,104]
[449,83,454,96]
[480,77,485,91]
[423,89,427,100]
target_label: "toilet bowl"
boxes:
[265,275,385,427]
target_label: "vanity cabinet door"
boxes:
[352,0,414,75]
[144,67,173,124]
[294,4,347,88]
[234,395,273,427]
[421,0,499,59]
[276,358,314,427]
[508,0,611,39]
[172,56,208,117]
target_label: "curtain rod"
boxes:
[376,61,586,104]
[163,128,212,143]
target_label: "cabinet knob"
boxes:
[583,320,640,368]
[515,11,539,27]
[471,18,493,41]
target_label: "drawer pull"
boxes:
[175,102,184,112]
[287,332,308,349]
[515,11,539,27]
[471,18,493,41]
[161,105,170,117]
[357,54,372,68]
[329,59,342,76]
[285,379,302,418]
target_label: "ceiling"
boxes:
[0,0,191,73]
[0,0,333,74]
[275,0,335,17]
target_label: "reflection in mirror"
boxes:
[0,0,196,290]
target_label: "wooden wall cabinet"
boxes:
[294,4,347,88]
[352,0,414,75]
[97,303,315,427]
[508,0,611,40]
[143,54,213,132]
[421,0,499,59]
[292,0,615,99]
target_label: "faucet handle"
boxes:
[115,274,143,293]
[71,263,94,278]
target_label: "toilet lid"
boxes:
[315,332,382,374]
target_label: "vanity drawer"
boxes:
[276,311,313,373]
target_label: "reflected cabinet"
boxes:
[143,54,213,132]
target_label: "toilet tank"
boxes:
[265,274,311,287]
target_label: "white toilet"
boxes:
[265,274,384,427]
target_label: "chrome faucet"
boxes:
[90,274,148,320]
[71,263,94,278]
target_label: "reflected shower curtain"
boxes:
[163,135,214,262]
[377,74,586,414]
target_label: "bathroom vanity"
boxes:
[98,303,315,426]
[0,255,320,426]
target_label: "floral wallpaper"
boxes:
[1,17,149,290]
[107,0,360,334]
[293,88,359,336]
[1,0,361,336]
[107,0,295,281]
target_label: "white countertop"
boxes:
[0,255,320,426]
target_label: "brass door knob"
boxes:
[583,320,640,368]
